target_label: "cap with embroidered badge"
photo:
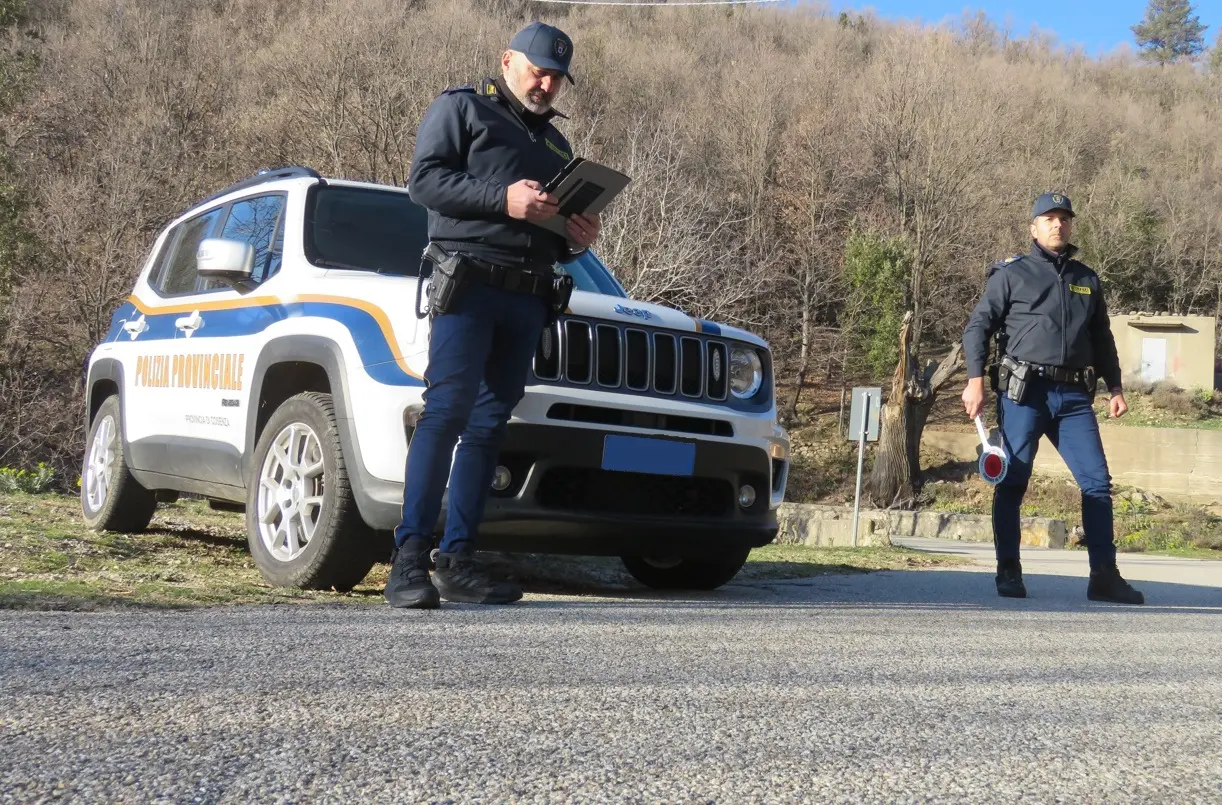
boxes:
[509,21,575,84]
[1032,191,1074,219]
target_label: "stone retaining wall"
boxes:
[776,503,1067,549]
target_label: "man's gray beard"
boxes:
[521,90,551,114]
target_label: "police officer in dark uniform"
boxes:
[962,192,1144,604]
[384,22,601,609]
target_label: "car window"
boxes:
[210,194,285,287]
[305,186,429,276]
[153,208,224,295]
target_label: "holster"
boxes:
[416,243,468,319]
[1083,366,1098,401]
[548,274,575,325]
[999,355,1031,404]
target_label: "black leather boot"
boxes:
[434,552,522,605]
[384,538,440,609]
[996,558,1027,598]
[1088,565,1145,605]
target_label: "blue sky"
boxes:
[819,0,1220,57]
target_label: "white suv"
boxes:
[80,167,791,591]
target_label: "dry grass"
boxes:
[0,492,964,610]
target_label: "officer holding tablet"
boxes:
[385,21,601,609]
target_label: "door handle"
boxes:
[122,315,147,339]
[175,310,203,337]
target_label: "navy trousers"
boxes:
[994,377,1118,570]
[393,281,548,553]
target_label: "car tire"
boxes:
[620,547,751,591]
[245,391,377,592]
[81,395,158,533]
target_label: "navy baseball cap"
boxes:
[509,21,575,84]
[1032,191,1074,218]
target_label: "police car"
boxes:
[80,167,791,591]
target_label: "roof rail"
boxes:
[190,165,323,210]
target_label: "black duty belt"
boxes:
[458,254,554,297]
[1025,363,1087,384]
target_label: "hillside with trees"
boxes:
[1,0,1220,494]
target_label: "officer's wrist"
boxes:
[1109,387,1124,397]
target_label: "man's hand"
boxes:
[565,212,601,251]
[506,180,558,222]
[1109,390,1128,419]
[962,376,986,419]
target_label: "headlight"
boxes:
[729,347,763,399]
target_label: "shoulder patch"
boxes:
[985,255,1021,278]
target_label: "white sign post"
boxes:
[847,387,882,547]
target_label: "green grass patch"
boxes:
[742,543,968,579]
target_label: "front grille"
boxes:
[533,317,733,404]
[536,467,733,518]
[546,403,734,437]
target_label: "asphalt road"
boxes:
[3,540,1221,804]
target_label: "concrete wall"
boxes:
[1110,313,1217,391]
[776,503,1066,549]
[923,426,1222,505]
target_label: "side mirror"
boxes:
[197,238,254,285]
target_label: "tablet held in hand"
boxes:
[535,158,631,236]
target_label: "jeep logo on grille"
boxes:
[712,349,722,382]
[541,327,554,360]
[613,304,653,321]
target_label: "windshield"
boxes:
[305,184,627,297]
[559,250,627,298]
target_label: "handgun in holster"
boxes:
[548,274,575,325]
[998,355,1030,404]
[1082,366,1098,400]
[415,243,468,319]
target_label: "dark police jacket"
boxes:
[407,77,576,269]
[963,242,1123,391]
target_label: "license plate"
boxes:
[601,434,695,476]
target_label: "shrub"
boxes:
[1148,382,1198,416]
[0,462,55,494]
[1191,387,1218,408]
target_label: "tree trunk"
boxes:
[868,313,914,507]
[907,342,964,475]
[786,271,813,423]
[868,312,965,508]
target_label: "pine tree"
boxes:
[1131,0,1207,64]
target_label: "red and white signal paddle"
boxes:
[974,415,1008,485]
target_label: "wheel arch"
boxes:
[85,357,125,433]
[245,336,389,529]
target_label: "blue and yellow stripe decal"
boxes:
[109,295,425,387]
[694,319,722,336]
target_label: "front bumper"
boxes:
[471,424,779,556]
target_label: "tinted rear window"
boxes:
[305,185,429,276]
